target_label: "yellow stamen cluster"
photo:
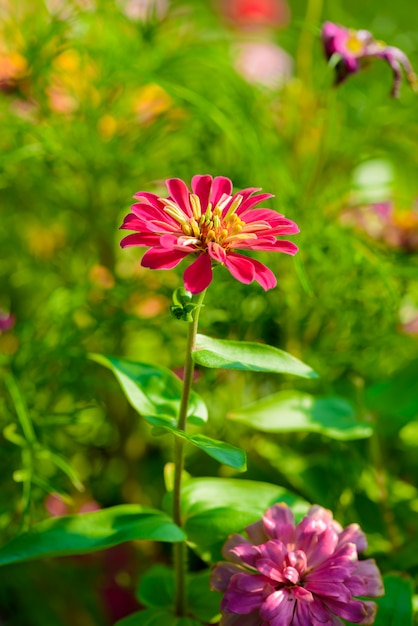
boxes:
[162,193,256,250]
[346,32,365,55]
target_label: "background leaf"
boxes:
[91,355,208,425]
[365,359,418,434]
[373,574,413,625]
[192,334,318,378]
[229,391,373,440]
[137,565,175,610]
[137,565,220,624]
[165,478,310,562]
[116,608,202,626]
[0,505,185,566]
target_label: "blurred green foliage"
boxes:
[1,0,418,623]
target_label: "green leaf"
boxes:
[192,334,317,378]
[116,608,202,626]
[166,478,309,562]
[137,565,175,610]
[373,574,413,625]
[90,355,208,425]
[229,391,373,440]
[137,566,220,624]
[365,358,418,434]
[187,570,221,623]
[144,416,246,471]
[0,505,185,567]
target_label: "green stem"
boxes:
[296,0,324,86]
[368,423,400,549]
[4,372,36,445]
[4,372,36,530]
[173,289,206,617]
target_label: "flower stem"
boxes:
[172,289,206,617]
[296,0,324,86]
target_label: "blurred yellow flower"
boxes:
[133,83,173,125]
[97,114,118,140]
[24,222,66,259]
[89,264,115,290]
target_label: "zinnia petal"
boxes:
[210,176,233,206]
[323,597,377,624]
[259,588,295,624]
[211,562,244,592]
[191,174,213,212]
[347,559,385,598]
[183,253,213,293]
[166,178,193,216]
[141,247,189,269]
[120,233,160,248]
[224,573,267,614]
[263,504,295,543]
[224,253,256,284]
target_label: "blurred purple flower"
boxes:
[211,503,384,625]
[322,21,418,97]
[0,309,15,333]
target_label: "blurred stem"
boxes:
[368,423,401,549]
[296,0,323,85]
[4,372,37,531]
[172,288,206,617]
[4,372,36,445]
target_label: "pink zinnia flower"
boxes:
[211,503,384,625]
[120,175,299,294]
[322,21,418,97]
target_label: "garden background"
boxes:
[1,0,418,624]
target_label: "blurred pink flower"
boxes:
[0,52,28,93]
[402,316,418,335]
[0,309,15,333]
[117,0,169,21]
[342,200,418,252]
[211,503,384,626]
[220,0,290,30]
[234,40,293,88]
[322,21,418,97]
[120,175,299,294]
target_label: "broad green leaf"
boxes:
[165,478,309,562]
[91,355,207,425]
[187,570,221,623]
[144,416,246,471]
[192,334,317,378]
[137,565,220,624]
[0,505,185,566]
[373,574,413,625]
[365,359,418,434]
[116,608,202,626]
[137,565,175,610]
[229,391,372,440]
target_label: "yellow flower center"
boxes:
[346,32,364,55]
[162,193,257,250]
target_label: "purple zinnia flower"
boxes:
[211,503,384,625]
[321,21,418,97]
